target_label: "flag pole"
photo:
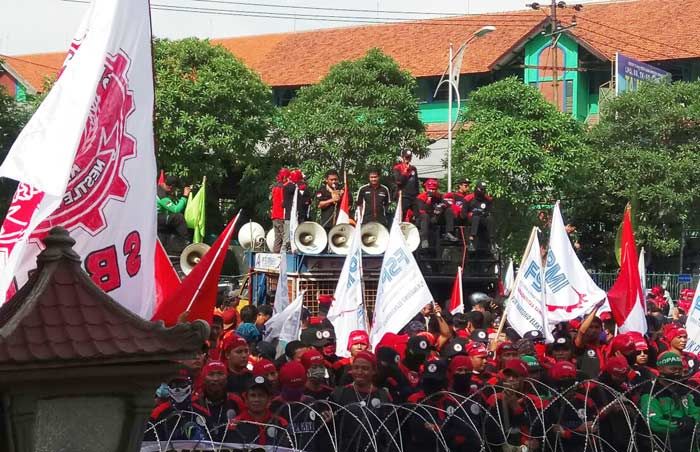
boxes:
[447,42,453,191]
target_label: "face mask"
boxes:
[452,374,471,393]
[422,379,444,395]
[281,387,304,401]
[308,367,326,382]
[169,384,192,404]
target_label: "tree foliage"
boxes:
[0,85,33,217]
[452,77,588,255]
[268,48,428,189]
[153,38,274,230]
[580,80,700,263]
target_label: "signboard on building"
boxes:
[615,52,671,95]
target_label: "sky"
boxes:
[1,0,609,56]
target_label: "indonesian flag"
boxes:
[152,214,239,326]
[448,266,464,314]
[607,205,647,333]
[336,173,350,225]
[153,239,180,315]
[0,0,156,318]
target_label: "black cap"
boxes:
[441,337,469,358]
[376,346,401,366]
[457,179,471,185]
[165,175,179,187]
[470,329,489,344]
[550,335,573,350]
[401,149,413,158]
[301,326,329,348]
[407,335,431,355]
[523,330,545,342]
[254,341,277,362]
[247,375,272,393]
[422,359,448,381]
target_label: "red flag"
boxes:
[153,239,180,315]
[607,205,647,333]
[337,172,350,224]
[158,169,165,186]
[152,214,239,326]
[448,266,464,314]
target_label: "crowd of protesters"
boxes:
[144,287,700,451]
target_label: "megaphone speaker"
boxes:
[294,222,328,255]
[360,222,389,255]
[180,243,211,275]
[328,224,355,255]
[237,221,266,250]
[266,228,276,252]
[400,222,420,252]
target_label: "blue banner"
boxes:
[615,52,671,95]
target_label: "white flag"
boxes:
[639,247,646,295]
[0,0,156,318]
[505,228,553,342]
[273,251,289,314]
[685,278,700,353]
[504,260,515,296]
[289,186,299,253]
[545,202,606,323]
[370,204,433,347]
[329,208,367,358]
[265,290,305,342]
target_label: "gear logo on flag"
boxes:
[32,51,137,238]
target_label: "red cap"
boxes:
[277,167,290,182]
[626,331,648,351]
[279,361,307,388]
[252,359,277,377]
[318,294,334,305]
[569,319,582,331]
[502,359,529,377]
[354,350,377,368]
[223,333,248,353]
[424,179,439,190]
[664,325,688,343]
[221,308,238,329]
[467,342,488,357]
[289,169,304,183]
[599,311,612,322]
[497,341,516,356]
[300,349,325,370]
[347,330,370,350]
[548,361,577,381]
[309,316,323,326]
[416,331,437,347]
[202,361,227,378]
[604,355,629,378]
[449,355,473,375]
[609,333,636,357]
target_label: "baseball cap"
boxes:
[523,330,545,342]
[247,375,272,393]
[441,337,469,358]
[407,335,432,355]
[456,178,471,185]
[300,348,325,370]
[550,336,573,350]
[502,359,529,378]
[252,359,277,378]
[423,360,448,381]
[604,355,629,379]
[347,330,370,350]
[202,361,227,378]
[466,342,488,358]
[657,351,683,367]
[354,350,377,368]
[520,355,541,372]
[448,355,473,374]
[301,326,330,348]
[470,329,489,344]
[401,149,413,158]
[548,361,577,381]
[223,333,248,353]
[279,361,307,389]
[496,342,517,356]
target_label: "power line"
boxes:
[0,53,62,70]
[60,0,543,27]
[572,23,679,61]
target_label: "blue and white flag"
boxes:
[371,202,433,347]
[273,251,289,314]
[685,278,700,353]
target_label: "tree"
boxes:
[0,85,32,217]
[268,48,428,192]
[451,77,588,256]
[581,81,700,267]
[154,38,274,230]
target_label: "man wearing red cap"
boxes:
[301,349,334,400]
[416,178,459,249]
[224,334,253,395]
[593,356,635,452]
[191,361,246,441]
[662,324,699,375]
[271,168,290,252]
[333,329,370,384]
[466,342,491,388]
[393,149,420,222]
[252,358,280,395]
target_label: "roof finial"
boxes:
[37,227,81,264]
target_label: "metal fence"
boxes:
[590,272,699,299]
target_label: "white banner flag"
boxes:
[273,251,289,314]
[545,202,606,323]
[639,247,646,295]
[0,0,156,318]
[504,259,515,296]
[505,228,553,342]
[265,290,305,342]
[685,278,700,353]
[370,205,433,347]
[329,209,367,358]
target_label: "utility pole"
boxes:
[526,1,582,112]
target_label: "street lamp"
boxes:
[435,25,495,190]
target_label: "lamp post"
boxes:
[438,25,495,191]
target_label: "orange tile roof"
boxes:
[4,0,700,91]
[1,52,64,92]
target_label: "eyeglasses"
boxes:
[635,350,648,355]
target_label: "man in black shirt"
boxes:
[315,169,344,231]
[355,169,390,226]
[392,150,420,221]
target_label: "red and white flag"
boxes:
[0,0,156,318]
[336,173,350,225]
[608,206,647,333]
[152,214,239,326]
[448,266,464,315]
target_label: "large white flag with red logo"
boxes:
[0,0,156,318]
[544,202,606,323]
[448,266,464,315]
[336,173,350,225]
